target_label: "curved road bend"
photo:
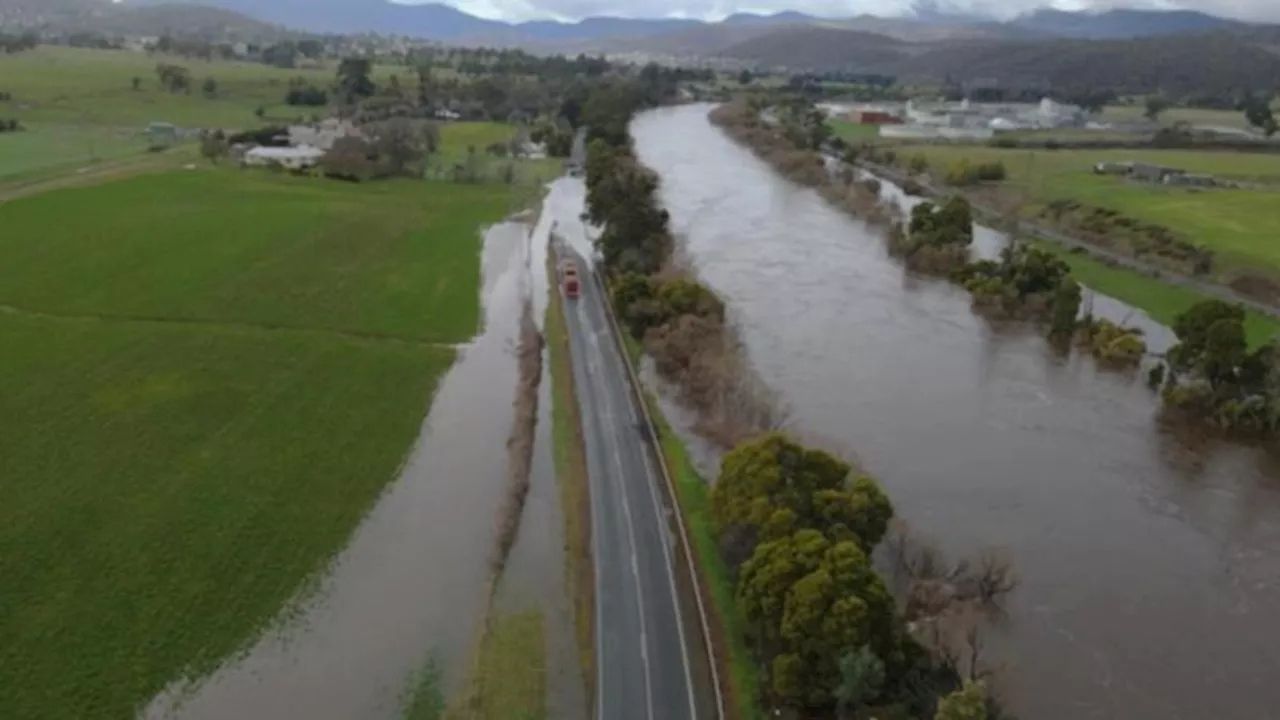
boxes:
[556,244,699,720]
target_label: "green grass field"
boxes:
[0,123,149,180]
[0,170,508,341]
[0,46,334,127]
[900,144,1280,274]
[1039,243,1280,346]
[829,118,881,142]
[0,168,515,719]
[468,611,548,720]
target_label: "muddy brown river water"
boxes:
[633,104,1280,720]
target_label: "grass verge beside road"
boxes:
[546,256,596,707]
[469,611,548,720]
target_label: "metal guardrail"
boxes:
[589,265,727,720]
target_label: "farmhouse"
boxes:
[287,118,361,151]
[243,146,324,170]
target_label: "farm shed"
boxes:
[243,146,324,170]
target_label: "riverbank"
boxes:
[594,100,1014,717]
[857,156,1280,346]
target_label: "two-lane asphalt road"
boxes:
[555,244,699,720]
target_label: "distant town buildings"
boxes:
[832,97,1091,140]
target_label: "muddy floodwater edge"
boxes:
[144,220,535,720]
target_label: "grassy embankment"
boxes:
[0,168,516,720]
[427,611,548,720]
[546,253,596,707]
[616,334,764,720]
[1038,242,1280,346]
[892,143,1280,340]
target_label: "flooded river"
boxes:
[146,222,531,720]
[632,104,1280,720]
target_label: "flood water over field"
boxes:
[146,222,531,720]
[632,105,1280,720]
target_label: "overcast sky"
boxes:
[430,0,1280,23]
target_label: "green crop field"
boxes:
[0,168,516,719]
[0,124,149,181]
[900,144,1280,273]
[0,170,509,341]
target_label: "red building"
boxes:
[849,110,902,125]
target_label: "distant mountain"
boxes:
[1009,8,1251,39]
[715,25,908,71]
[0,0,111,28]
[80,5,280,39]
[721,11,815,26]
[0,0,276,38]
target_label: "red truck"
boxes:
[560,260,580,300]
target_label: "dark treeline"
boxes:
[0,31,40,54]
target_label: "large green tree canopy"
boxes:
[711,433,893,559]
[737,529,902,709]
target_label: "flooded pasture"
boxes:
[146,221,532,720]
[632,104,1280,720]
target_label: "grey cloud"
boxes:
[442,0,1280,22]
